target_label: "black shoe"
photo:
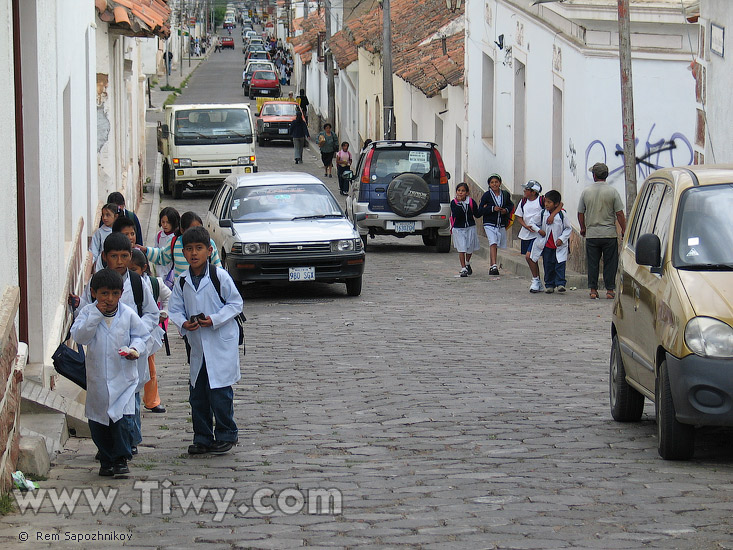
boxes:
[146,405,166,413]
[465,264,472,275]
[131,446,138,456]
[99,465,114,477]
[113,460,130,478]
[209,440,235,455]
[188,443,211,455]
[489,265,500,276]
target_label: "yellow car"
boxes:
[610,165,733,460]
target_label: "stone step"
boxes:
[19,413,68,457]
[20,378,90,438]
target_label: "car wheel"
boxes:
[257,135,265,147]
[422,234,437,247]
[656,359,695,460]
[172,182,184,199]
[436,235,451,253]
[360,234,368,252]
[162,164,171,195]
[609,334,645,422]
[386,174,430,218]
[345,275,362,297]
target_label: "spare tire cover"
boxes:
[386,174,431,218]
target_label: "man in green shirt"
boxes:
[577,163,627,299]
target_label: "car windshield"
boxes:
[229,184,343,222]
[253,71,276,80]
[174,109,252,145]
[260,103,298,116]
[674,183,733,268]
[370,148,436,183]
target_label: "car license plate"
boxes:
[261,90,269,94]
[394,221,415,233]
[288,267,315,282]
[278,128,288,134]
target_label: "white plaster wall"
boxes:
[465,0,696,228]
[0,0,18,293]
[336,64,359,149]
[357,48,383,142]
[701,0,733,163]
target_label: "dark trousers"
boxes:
[542,247,567,288]
[586,237,619,290]
[337,165,349,194]
[189,359,238,446]
[89,416,133,468]
[130,392,142,445]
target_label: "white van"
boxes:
[157,104,257,199]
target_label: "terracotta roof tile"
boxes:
[96,0,171,39]
[290,13,326,65]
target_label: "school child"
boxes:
[477,174,513,276]
[531,190,572,294]
[95,217,139,272]
[130,250,170,413]
[156,207,180,287]
[106,191,143,245]
[168,227,243,455]
[71,233,162,454]
[70,268,149,477]
[450,182,481,277]
[90,203,120,267]
[139,211,222,283]
[335,142,352,195]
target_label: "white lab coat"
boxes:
[89,225,112,264]
[530,209,573,264]
[71,303,148,425]
[76,270,163,390]
[168,264,243,389]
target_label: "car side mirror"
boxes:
[342,170,353,181]
[636,233,662,272]
[160,124,169,139]
[219,219,233,228]
[354,213,367,222]
[245,134,253,144]
[446,171,451,181]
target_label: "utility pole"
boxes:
[325,0,335,124]
[304,0,309,19]
[180,0,184,77]
[382,0,395,139]
[617,0,637,216]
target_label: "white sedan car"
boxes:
[206,173,366,296]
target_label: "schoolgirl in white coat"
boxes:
[71,302,149,425]
[169,263,243,389]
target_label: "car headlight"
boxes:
[263,122,270,128]
[237,156,255,165]
[173,158,192,167]
[242,242,269,255]
[685,317,733,358]
[331,239,355,252]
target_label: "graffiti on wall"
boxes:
[567,139,579,184]
[584,124,693,181]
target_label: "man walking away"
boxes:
[577,162,626,300]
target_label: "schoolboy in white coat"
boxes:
[169,226,243,455]
[70,269,148,477]
[530,190,573,292]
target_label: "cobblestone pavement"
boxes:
[3,32,733,550]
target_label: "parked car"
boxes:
[220,37,235,49]
[255,101,303,145]
[344,140,451,251]
[243,61,275,96]
[205,173,366,296]
[610,165,733,460]
[249,69,280,99]
[243,39,264,54]
[245,50,271,64]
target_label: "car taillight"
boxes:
[434,149,448,185]
[361,149,374,185]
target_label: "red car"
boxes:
[249,70,281,99]
[221,37,234,49]
[256,101,304,145]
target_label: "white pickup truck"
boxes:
[157,104,257,198]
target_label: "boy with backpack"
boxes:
[168,227,243,455]
[107,191,143,246]
[530,190,572,294]
[71,269,149,477]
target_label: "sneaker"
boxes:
[459,267,468,278]
[146,405,166,413]
[465,264,472,275]
[209,440,236,455]
[131,446,138,456]
[557,285,566,293]
[99,465,114,477]
[489,265,500,276]
[187,443,211,455]
[529,278,542,293]
[545,287,554,294]
[113,460,130,478]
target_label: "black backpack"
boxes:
[180,263,246,353]
[128,270,145,317]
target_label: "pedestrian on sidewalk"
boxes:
[169,227,243,456]
[166,51,173,75]
[335,142,352,195]
[156,207,180,288]
[578,162,626,300]
[317,123,338,179]
[531,190,572,294]
[291,110,309,164]
[450,182,481,277]
[90,203,120,270]
[477,174,513,276]
[297,89,309,123]
[71,269,148,478]
[106,192,144,246]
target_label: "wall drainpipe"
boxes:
[12,0,28,343]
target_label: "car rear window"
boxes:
[369,148,436,183]
[253,71,276,80]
